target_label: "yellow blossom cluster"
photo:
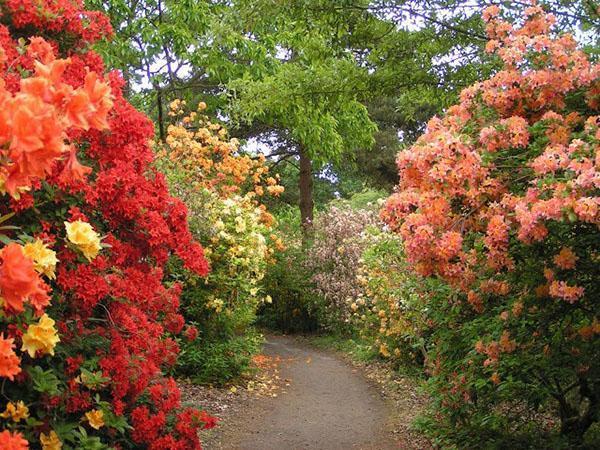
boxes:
[84,409,105,430]
[65,220,102,261]
[0,401,29,422]
[40,430,62,450]
[21,314,60,357]
[22,239,58,279]
[350,231,428,362]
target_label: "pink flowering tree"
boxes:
[383,4,599,444]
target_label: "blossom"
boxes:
[482,5,500,22]
[553,247,578,270]
[379,343,390,358]
[184,325,198,342]
[0,430,28,449]
[0,334,21,380]
[84,409,105,429]
[65,220,102,261]
[21,314,60,357]
[0,401,29,422]
[549,280,585,303]
[0,243,46,312]
[40,431,62,450]
[573,197,598,222]
[22,239,58,279]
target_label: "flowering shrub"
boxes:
[383,4,599,444]
[157,103,284,383]
[350,229,430,366]
[305,200,382,330]
[0,1,215,447]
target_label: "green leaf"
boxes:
[27,366,61,396]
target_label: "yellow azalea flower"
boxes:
[64,220,102,261]
[234,217,246,233]
[84,409,104,430]
[379,343,390,358]
[0,401,29,422]
[21,314,60,357]
[23,239,58,279]
[40,430,62,450]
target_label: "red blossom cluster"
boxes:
[6,0,113,43]
[0,0,214,447]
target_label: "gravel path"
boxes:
[215,334,401,450]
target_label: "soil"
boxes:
[181,334,429,450]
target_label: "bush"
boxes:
[305,197,382,331]
[382,5,599,446]
[177,329,263,385]
[351,228,431,367]
[0,2,215,447]
[157,104,283,382]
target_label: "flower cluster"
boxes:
[184,190,274,316]
[0,1,214,447]
[159,100,284,200]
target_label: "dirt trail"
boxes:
[215,335,401,450]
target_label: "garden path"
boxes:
[215,334,401,449]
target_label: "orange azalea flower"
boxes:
[0,243,44,313]
[0,334,21,380]
[82,72,113,130]
[64,89,93,130]
[499,330,517,353]
[549,280,585,303]
[511,301,523,317]
[553,247,578,270]
[60,146,92,183]
[26,37,55,64]
[0,430,28,449]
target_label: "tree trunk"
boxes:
[154,81,166,142]
[298,145,314,237]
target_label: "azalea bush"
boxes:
[305,199,382,331]
[383,5,599,445]
[0,1,216,448]
[350,229,431,367]
[156,103,284,383]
